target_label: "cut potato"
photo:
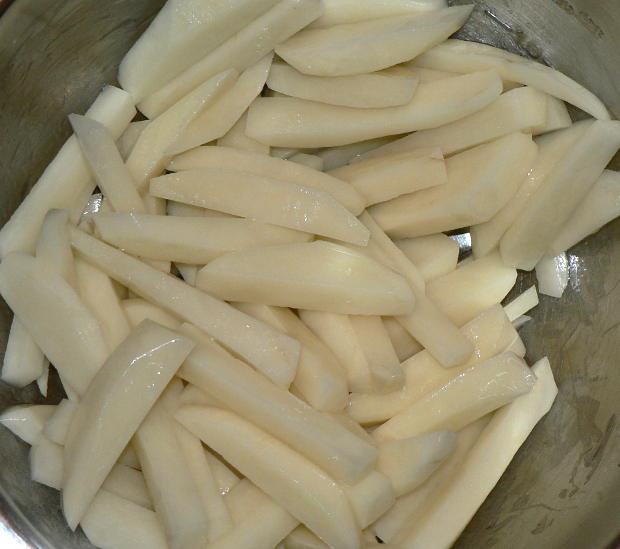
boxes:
[532,94,571,135]
[36,209,77,288]
[317,137,400,170]
[0,85,135,258]
[176,406,361,549]
[503,286,539,322]
[62,320,195,529]
[267,62,419,108]
[116,120,150,161]
[0,404,55,445]
[395,234,459,282]
[43,399,77,446]
[218,110,270,155]
[373,352,535,442]
[139,0,324,117]
[344,471,395,529]
[246,71,503,147]
[383,317,423,362]
[70,229,301,376]
[197,241,414,315]
[122,298,182,330]
[370,132,537,238]
[536,253,569,298]
[329,148,447,206]
[102,464,152,510]
[500,120,620,270]
[1,317,47,388]
[30,435,63,490]
[276,6,473,76]
[285,526,329,549]
[168,54,273,154]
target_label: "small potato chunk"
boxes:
[503,286,539,322]
[535,253,569,298]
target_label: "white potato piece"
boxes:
[317,137,400,170]
[168,146,365,214]
[395,234,459,282]
[0,253,108,395]
[151,170,369,245]
[93,212,311,264]
[36,209,77,287]
[276,6,473,76]
[536,253,569,298]
[246,71,503,147]
[550,169,620,254]
[532,95,571,135]
[102,464,152,509]
[504,286,539,322]
[0,404,55,445]
[169,54,273,154]
[370,132,537,238]
[177,406,361,549]
[395,358,557,548]
[268,62,418,108]
[218,110,270,154]
[383,317,423,362]
[197,241,414,315]
[205,450,241,496]
[500,120,620,270]
[139,0,324,117]
[286,526,329,549]
[118,0,280,101]
[0,86,135,258]
[363,86,547,159]
[414,39,610,120]
[116,120,150,160]
[43,398,77,445]
[376,430,456,496]
[329,148,447,206]
[81,490,168,549]
[62,320,194,529]
[373,352,535,442]
[122,298,182,330]
[70,229,300,376]
[344,471,395,529]
[1,317,47,387]
[30,435,63,489]
[165,200,203,285]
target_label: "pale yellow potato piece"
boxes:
[289,152,324,170]
[395,358,557,548]
[382,317,423,362]
[169,54,273,154]
[1,317,47,388]
[93,212,311,264]
[503,285,539,322]
[267,62,418,108]
[276,6,473,76]
[371,132,537,238]
[246,71,503,147]
[217,110,270,155]
[176,406,361,549]
[118,0,280,102]
[0,85,135,258]
[139,0,324,118]
[0,404,55,445]
[198,241,414,315]
[373,352,535,442]
[36,209,77,288]
[532,94,571,135]
[0,253,108,395]
[62,320,194,529]
[116,120,150,160]
[168,145,366,214]
[43,399,76,445]
[30,435,63,489]
[122,298,182,330]
[102,464,152,510]
[317,136,400,170]
[343,471,395,529]
[414,39,610,120]
[395,234,459,282]
[500,120,620,270]
[376,430,456,496]
[330,148,446,206]
[70,229,300,376]
[535,253,569,298]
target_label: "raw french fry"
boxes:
[0,404,55,445]
[168,146,365,214]
[536,253,569,298]
[267,62,419,109]
[383,317,423,362]
[0,85,135,258]
[218,110,270,155]
[165,200,204,285]
[550,169,620,254]
[30,435,63,489]
[116,120,150,160]
[169,54,273,154]
[70,229,301,376]
[93,212,312,264]
[43,399,77,445]
[176,406,361,549]
[197,241,414,315]
[205,450,241,496]
[373,352,536,442]
[61,320,195,530]
[329,148,447,206]
[139,0,324,118]
[81,490,168,549]
[317,136,399,170]
[1,317,48,387]
[394,358,557,549]
[343,471,395,529]
[376,430,457,496]
[504,286,539,322]
[0,253,109,395]
[285,526,329,549]
[122,298,182,330]
[395,234,459,282]
[414,39,610,120]
[276,6,473,76]
[102,463,152,509]
[370,132,537,238]
[328,412,376,445]
[532,94,571,135]
[289,152,324,170]
[178,334,377,484]
[36,209,77,288]
[246,71,503,147]
[500,120,620,270]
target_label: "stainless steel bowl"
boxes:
[1,1,620,548]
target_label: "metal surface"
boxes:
[0,0,619,548]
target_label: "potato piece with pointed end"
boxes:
[168,146,365,214]
[395,234,459,282]
[246,71,502,148]
[500,120,620,270]
[1,317,47,388]
[536,253,569,298]
[30,436,63,489]
[70,229,300,377]
[218,110,270,155]
[504,286,539,322]
[373,352,536,442]
[276,7,473,76]
[176,406,361,549]
[197,241,414,316]
[414,39,610,120]
[383,318,422,362]
[44,399,77,445]
[343,471,395,529]
[370,132,537,238]
[61,320,195,530]
[139,0,324,118]
[0,404,55,445]
[376,430,456,496]
[102,464,152,510]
